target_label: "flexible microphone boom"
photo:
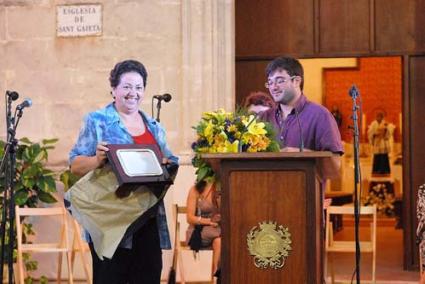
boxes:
[294,108,304,152]
[16,98,32,110]
[6,90,19,101]
[153,93,172,102]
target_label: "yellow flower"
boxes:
[213,132,227,145]
[241,115,266,135]
[227,124,237,133]
[203,108,231,123]
[226,140,239,153]
[204,120,215,143]
[196,146,210,153]
[194,110,277,156]
[247,121,267,136]
[251,136,269,152]
[240,132,251,144]
[216,140,239,153]
[192,109,279,183]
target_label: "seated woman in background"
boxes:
[243,91,275,114]
[186,180,221,275]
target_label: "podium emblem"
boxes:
[247,221,292,269]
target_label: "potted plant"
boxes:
[0,137,59,283]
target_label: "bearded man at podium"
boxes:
[259,56,343,176]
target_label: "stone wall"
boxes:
[0,0,234,166]
[1,0,179,166]
[1,0,234,281]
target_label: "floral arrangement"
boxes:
[363,183,396,216]
[191,109,280,182]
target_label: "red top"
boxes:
[132,127,163,160]
[132,128,157,145]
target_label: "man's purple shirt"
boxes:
[259,95,343,154]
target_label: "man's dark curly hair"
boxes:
[109,59,148,88]
[265,56,304,91]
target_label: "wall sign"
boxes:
[56,4,102,37]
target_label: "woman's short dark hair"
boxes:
[265,56,304,90]
[109,59,148,88]
[243,91,275,108]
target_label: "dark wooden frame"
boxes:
[236,0,425,268]
[106,144,172,187]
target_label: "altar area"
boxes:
[330,142,403,215]
[321,141,414,283]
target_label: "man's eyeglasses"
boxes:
[265,76,296,89]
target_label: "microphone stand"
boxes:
[1,93,14,282]
[152,94,171,122]
[155,99,163,122]
[294,108,304,152]
[0,106,25,283]
[349,85,362,284]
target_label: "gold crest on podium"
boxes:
[247,221,292,269]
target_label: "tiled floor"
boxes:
[326,217,419,283]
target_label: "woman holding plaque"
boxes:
[68,59,178,284]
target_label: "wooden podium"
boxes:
[202,151,334,284]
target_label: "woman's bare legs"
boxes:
[212,237,221,274]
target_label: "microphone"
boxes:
[16,98,32,110]
[153,93,172,102]
[349,85,359,99]
[6,90,19,101]
[294,108,304,152]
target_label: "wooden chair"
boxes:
[15,205,74,284]
[170,204,214,284]
[71,219,92,284]
[362,179,370,200]
[325,205,377,284]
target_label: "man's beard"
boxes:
[279,89,296,105]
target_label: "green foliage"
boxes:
[0,137,59,281]
[264,124,280,152]
[191,108,280,182]
[1,223,37,278]
[39,276,49,284]
[192,155,216,183]
[1,137,58,206]
[60,169,80,191]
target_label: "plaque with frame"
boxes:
[106,144,173,188]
